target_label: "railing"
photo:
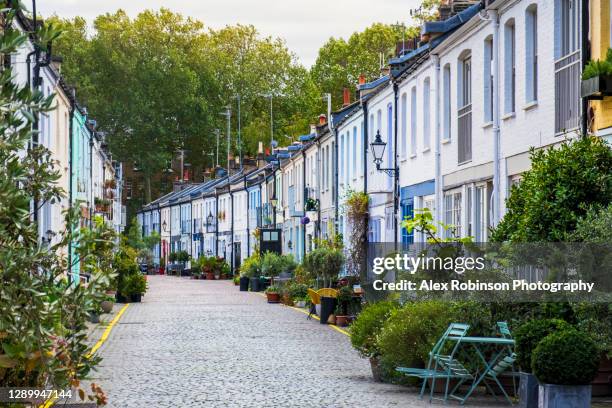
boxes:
[305,186,318,201]
[555,50,581,133]
[457,103,472,164]
[258,203,274,228]
[205,219,217,233]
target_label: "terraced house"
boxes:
[139,0,600,273]
[12,9,125,282]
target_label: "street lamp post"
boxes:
[370,130,400,250]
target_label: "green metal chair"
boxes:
[456,321,518,405]
[396,323,474,403]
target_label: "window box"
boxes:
[581,75,612,99]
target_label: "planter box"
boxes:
[538,384,591,408]
[519,372,539,408]
[131,294,142,303]
[266,292,280,303]
[335,315,350,327]
[581,75,612,98]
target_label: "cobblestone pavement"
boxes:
[91,276,504,408]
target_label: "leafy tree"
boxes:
[0,3,111,402]
[491,137,612,242]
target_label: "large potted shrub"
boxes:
[241,253,261,291]
[532,329,600,408]
[350,300,399,382]
[121,273,147,303]
[514,319,573,408]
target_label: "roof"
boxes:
[357,75,389,91]
[422,2,482,36]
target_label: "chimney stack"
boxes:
[342,87,351,107]
[318,114,327,125]
[358,74,366,85]
[310,124,316,134]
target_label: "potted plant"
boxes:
[581,49,612,98]
[532,329,600,408]
[334,286,353,327]
[233,275,240,286]
[100,295,114,313]
[240,253,260,291]
[89,304,102,323]
[349,301,399,382]
[288,282,308,307]
[265,285,281,303]
[514,319,573,408]
[121,273,147,303]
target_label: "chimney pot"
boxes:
[342,88,351,107]
[318,114,327,125]
[358,74,366,85]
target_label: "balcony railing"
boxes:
[258,203,275,228]
[205,219,217,233]
[457,103,472,164]
[555,50,581,133]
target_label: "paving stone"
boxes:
[91,276,502,408]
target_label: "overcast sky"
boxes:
[37,0,420,67]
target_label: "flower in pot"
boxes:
[514,318,573,408]
[233,275,240,285]
[349,300,399,382]
[265,285,281,303]
[334,286,353,327]
[532,329,600,408]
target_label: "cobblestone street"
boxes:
[91,276,501,408]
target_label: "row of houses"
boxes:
[13,10,125,281]
[139,0,612,271]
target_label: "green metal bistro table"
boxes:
[446,336,516,405]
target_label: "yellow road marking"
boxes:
[284,304,350,336]
[42,303,130,408]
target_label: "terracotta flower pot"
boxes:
[266,292,280,303]
[206,272,215,280]
[369,357,383,382]
[335,315,349,327]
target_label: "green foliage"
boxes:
[582,48,612,80]
[287,282,309,300]
[265,285,280,294]
[121,273,148,297]
[492,137,612,242]
[261,251,296,278]
[302,243,345,287]
[345,191,369,278]
[568,203,612,243]
[378,300,455,369]
[532,329,600,385]
[514,318,573,373]
[240,253,262,278]
[350,301,400,358]
[572,303,612,358]
[50,11,321,203]
[0,4,110,399]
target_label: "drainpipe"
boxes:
[245,174,250,257]
[581,0,589,136]
[391,81,400,251]
[89,134,93,227]
[302,149,307,260]
[330,112,339,237]
[362,101,369,194]
[68,92,74,282]
[491,8,501,226]
[315,139,321,241]
[214,191,219,257]
[432,54,442,225]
